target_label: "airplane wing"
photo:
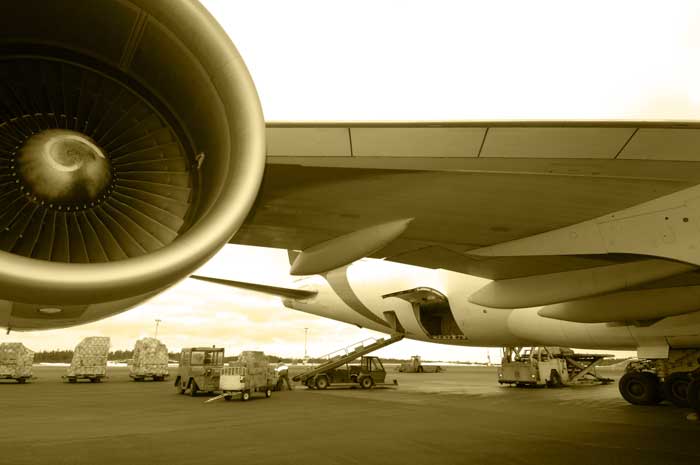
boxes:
[190,275,317,300]
[232,121,700,280]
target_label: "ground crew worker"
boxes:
[275,363,292,391]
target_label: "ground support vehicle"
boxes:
[294,334,403,390]
[398,355,442,373]
[206,365,276,402]
[498,346,613,387]
[307,355,397,390]
[174,347,224,396]
[617,349,700,408]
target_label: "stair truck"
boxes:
[498,346,613,387]
[294,334,404,390]
[174,347,224,396]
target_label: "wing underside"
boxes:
[225,121,700,324]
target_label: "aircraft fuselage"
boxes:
[285,258,700,351]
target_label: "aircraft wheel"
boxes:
[315,375,329,390]
[619,372,662,405]
[360,376,373,389]
[687,377,700,410]
[663,372,691,408]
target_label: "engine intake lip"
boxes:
[0,0,266,306]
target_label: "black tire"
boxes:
[305,378,315,389]
[17,378,26,384]
[688,377,700,410]
[224,395,232,401]
[360,376,373,389]
[547,370,563,388]
[68,378,77,384]
[663,372,691,408]
[265,388,272,398]
[619,372,662,405]
[315,375,330,390]
[189,381,198,397]
[241,391,250,401]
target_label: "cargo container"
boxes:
[64,336,110,383]
[129,337,169,381]
[0,343,34,383]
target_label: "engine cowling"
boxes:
[0,0,265,329]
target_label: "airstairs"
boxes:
[293,333,404,383]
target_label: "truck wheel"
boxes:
[265,389,272,398]
[242,391,250,401]
[417,366,424,373]
[547,370,563,388]
[315,375,329,390]
[17,378,26,384]
[619,372,662,405]
[360,376,373,389]
[68,378,76,383]
[189,381,198,397]
[224,394,232,401]
[663,372,691,408]
[687,377,700,410]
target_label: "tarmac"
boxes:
[1,365,698,465]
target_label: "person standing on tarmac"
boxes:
[275,362,292,391]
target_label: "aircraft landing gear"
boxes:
[663,372,692,408]
[687,376,700,411]
[619,350,700,408]
[618,371,662,405]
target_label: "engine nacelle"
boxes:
[0,0,265,329]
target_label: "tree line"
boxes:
[32,350,181,363]
[33,350,456,364]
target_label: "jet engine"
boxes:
[0,0,265,329]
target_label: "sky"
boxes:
[3,0,700,361]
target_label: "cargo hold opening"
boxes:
[382,287,465,340]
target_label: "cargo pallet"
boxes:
[62,374,106,383]
[0,374,31,384]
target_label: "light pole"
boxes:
[154,319,161,339]
[303,327,309,363]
